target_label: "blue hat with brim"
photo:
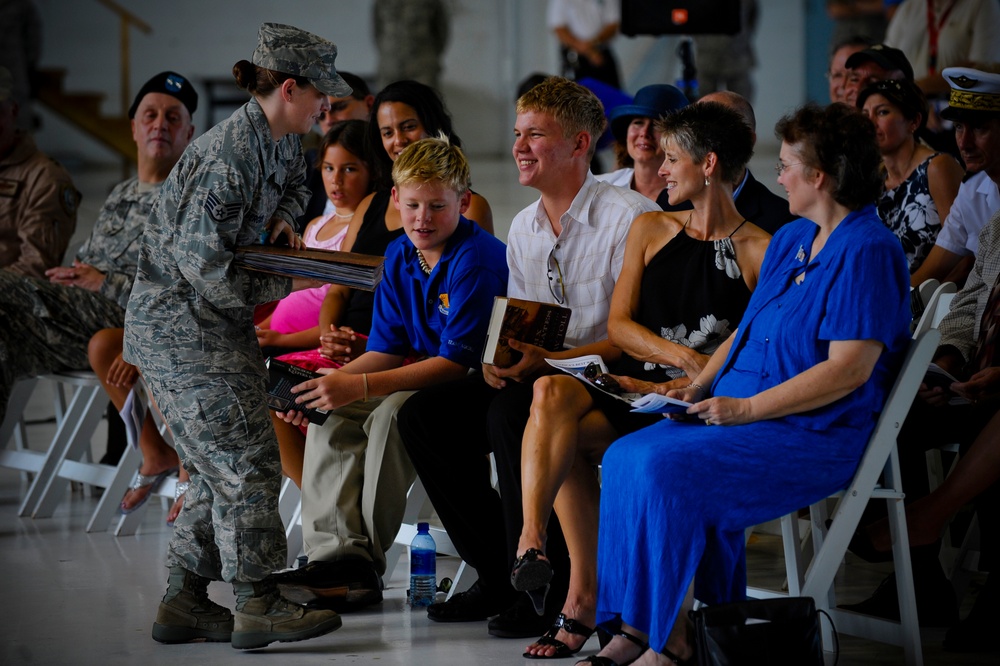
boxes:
[608,84,689,144]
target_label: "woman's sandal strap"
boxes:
[616,629,649,651]
[660,645,693,665]
[574,631,648,666]
[551,613,595,638]
[576,657,620,666]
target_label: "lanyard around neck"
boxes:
[926,0,958,76]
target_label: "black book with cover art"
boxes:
[264,358,330,425]
[482,297,572,368]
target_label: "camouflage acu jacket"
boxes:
[123,98,307,381]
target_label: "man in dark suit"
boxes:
[656,90,794,234]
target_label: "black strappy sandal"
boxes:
[659,646,689,664]
[575,629,648,666]
[524,613,596,660]
[511,548,554,615]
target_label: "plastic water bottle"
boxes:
[409,522,436,607]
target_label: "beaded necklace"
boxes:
[415,249,432,275]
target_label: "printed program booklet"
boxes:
[235,245,384,291]
[482,297,571,367]
[265,358,330,425]
[924,363,971,406]
[544,355,694,414]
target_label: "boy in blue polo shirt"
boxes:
[274,136,508,609]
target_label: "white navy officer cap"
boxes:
[940,67,1000,122]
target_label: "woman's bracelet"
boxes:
[688,382,706,395]
[362,373,369,402]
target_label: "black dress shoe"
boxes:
[273,557,383,612]
[839,572,958,627]
[488,593,558,638]
[426,580,516,623]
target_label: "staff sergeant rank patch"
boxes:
[205,190,242,223]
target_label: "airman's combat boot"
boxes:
[231,578,342,650]
[152,566,234,643]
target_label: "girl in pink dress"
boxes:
[256,120,374,487]
[256,120,373,353]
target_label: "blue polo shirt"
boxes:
[367,217,508,367]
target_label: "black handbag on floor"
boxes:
[689,597,835,666]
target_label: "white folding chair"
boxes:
[0,378,43,489]
[279,477,304,568]
[21,371,131,531]
[911,278,940,324]
[911,283,983,601]
[912,282,957,336]
[748,329,939,666]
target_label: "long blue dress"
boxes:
[594,206,911,652]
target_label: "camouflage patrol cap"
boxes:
[252,23,352,97]
[0,67,12,102]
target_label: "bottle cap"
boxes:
[417,522,429,532]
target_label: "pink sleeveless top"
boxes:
[269,213,350,334]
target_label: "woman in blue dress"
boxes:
[579,103,912,665]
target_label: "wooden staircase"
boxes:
[35,67,136,163]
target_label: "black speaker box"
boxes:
[620,0,741,36]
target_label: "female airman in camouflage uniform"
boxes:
[123,23,351,650]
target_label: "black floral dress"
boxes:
[876,154,942,273]
[613,222,752,382]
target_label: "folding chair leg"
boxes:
[888,494,921,663]
[780,512,805,597]
[0,378,39,449]
[947,514,980,602]
[279,477,304,568]
[25,384,105,517]
[286,501,303,569]
[87,444,141,532]
[447,560,477,599]
[278,476,301,526]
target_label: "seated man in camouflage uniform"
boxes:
[0,70,197,423]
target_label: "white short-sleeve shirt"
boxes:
[935,172,1000,258]
[506,172,659,347]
